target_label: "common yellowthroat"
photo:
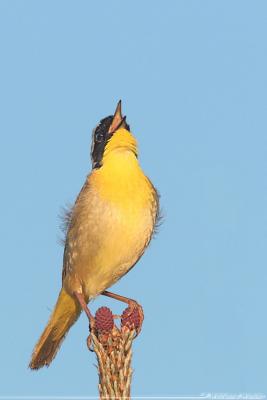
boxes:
[29,101,159,369]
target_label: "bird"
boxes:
[29,101,160,370]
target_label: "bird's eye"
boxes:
[95,132,104,143]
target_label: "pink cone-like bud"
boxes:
[95,306,114,333]
[121,306,141,330]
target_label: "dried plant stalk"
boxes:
[90,326,136,399]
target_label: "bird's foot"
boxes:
[121,300,144,336]
[73,291,96,349]
[101,290,144,336]
[86,315,97,352]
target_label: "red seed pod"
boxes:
[121,306,141,330]
[95,306,114,333]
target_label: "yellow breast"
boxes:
[63,129,158,299]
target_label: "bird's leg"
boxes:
[74,291,95,330]
[74,292,96,351]
[102,290,144,335]
[102,290,141,311]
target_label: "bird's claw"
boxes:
[122,300,144,337]
[86,333,94,352]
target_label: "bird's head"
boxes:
[91,101,137,169]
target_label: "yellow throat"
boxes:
[91,128,151,204]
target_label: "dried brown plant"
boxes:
[87,305,143,399]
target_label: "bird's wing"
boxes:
[61,178,90,282]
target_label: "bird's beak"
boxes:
[108,100,127,134]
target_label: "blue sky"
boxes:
[0,0,267,398]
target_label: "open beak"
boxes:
[108,100,127,134]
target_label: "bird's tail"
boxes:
[29,287,81,370]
